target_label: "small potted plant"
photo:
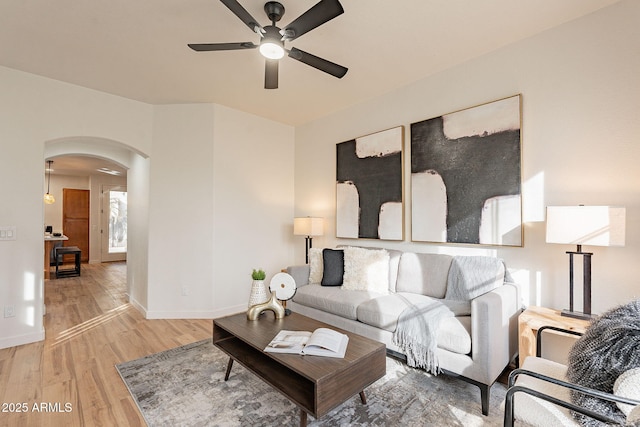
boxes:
[248,269,268,307]
[251,269,266,281]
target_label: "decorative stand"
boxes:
[247,293,285,320]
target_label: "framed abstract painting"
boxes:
[336,126,404,240]
[411,95,523,246]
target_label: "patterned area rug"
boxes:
[116,339,506,426]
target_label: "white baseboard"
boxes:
[145,304,246,320]
[128,296,148,317]
[0,329,45,350]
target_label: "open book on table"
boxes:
[264,328,349,358]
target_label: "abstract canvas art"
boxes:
[411,95,522,246]
[336,126,403,240]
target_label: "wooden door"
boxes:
[63,188,89,262]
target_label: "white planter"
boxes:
[248,280,268,307]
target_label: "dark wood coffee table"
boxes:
[212,311,386,426]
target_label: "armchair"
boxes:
[504,325,640,426]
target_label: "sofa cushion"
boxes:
[395,253,453,298]
[321,248,344,286]
[342,246,389,294]
[308,248,323,284]
[356,292,471,354]
[292,284,383,320]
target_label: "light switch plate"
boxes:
[0,226,16,241]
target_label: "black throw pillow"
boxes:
[321,249,344,286]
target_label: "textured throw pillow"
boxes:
[342,246,389,294]
[308,248,323,284]
[321,249,344,286]
[566,299,640,427]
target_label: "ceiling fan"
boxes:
[188,0,348,89]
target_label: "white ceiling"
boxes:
[0,0,620,129]
[46,156,127,177]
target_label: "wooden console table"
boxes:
[518,306,590,367]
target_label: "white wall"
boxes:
[147,104,216,317]
[294,0,640,315]
[145,104,295,318]
[127,153,150,311]
[212,104,295,312]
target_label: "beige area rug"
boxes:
[116,339,506,426]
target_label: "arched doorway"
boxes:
[44,137,150,311]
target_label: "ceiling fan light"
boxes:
[259,41,285,59]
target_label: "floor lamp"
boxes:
[293,217,323,264]
[546,205,626,320]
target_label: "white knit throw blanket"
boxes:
[393,256,507,374]
[393,298,470,374]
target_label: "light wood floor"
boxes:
[0,262,212,426]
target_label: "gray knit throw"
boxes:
[566,299,640,426]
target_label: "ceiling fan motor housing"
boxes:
[262,25,283,43]
[264,1,285,23]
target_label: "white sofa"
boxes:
[286,246,522,415]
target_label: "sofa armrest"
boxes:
[286,265,310,288]
[471,282,522,384]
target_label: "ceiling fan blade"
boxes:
[281,0,344,41]
[288,47,347,78]
[220,0,263,33]
[188,42,257,52]
[265,59,278,89]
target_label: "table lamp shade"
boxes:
[294,217,324,237]
[546,206,626,247]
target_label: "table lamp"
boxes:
[294,217,323,264]
[546,205,626,319]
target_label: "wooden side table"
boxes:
[518,306,590,367]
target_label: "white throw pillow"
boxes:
[308,248,323,284]
[613,367,640,417]
[342,246,389,294]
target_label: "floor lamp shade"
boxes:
[294,217,323,264]
[293,217,324,237]
[546,205,626,319]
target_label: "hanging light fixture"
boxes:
[44,160,55,204]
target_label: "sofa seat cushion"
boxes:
[292,284,383,320]
[356,292,472,354]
